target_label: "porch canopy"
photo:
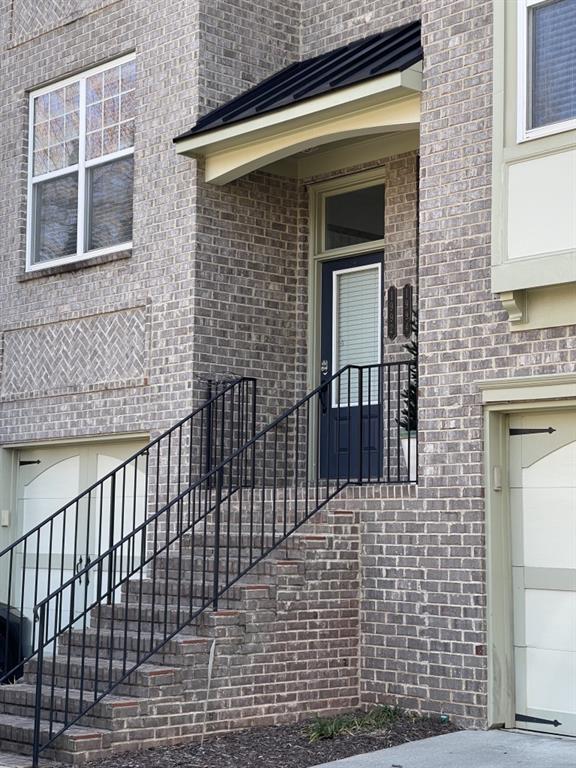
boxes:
[173,21,422,184]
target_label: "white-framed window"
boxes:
[26,54,136,271]
[518,0,576,142]
[313,174,385,258]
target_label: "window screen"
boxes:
[334,266,381,404]
[530,0,576,129]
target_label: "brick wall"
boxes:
[193,170,301,422]
[300,0,421,57]
[2,0,576,737]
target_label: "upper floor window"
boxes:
[519,0,576,141]
[27,55,136,270]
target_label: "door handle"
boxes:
[321,359,329,376]
[75,555,83,584]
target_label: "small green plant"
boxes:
[399,308,418,433]
[305,705,403,743]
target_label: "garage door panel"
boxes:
[521,494,576,569]
[510,412,576,478]
[511,410,576,737]
[525,590,576,651]
[511,487,576,569]
[13,439,147,639]
[522,442,576,488]
[524,567,576,591]
[526,648,576,714]
[20,454,81,498]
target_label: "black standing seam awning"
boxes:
[174,20,422,143]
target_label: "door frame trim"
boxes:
[307,168,387,396]
[2,432,150,450]
[481,374,576,729]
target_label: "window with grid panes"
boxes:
[521,0,576,138]
[27,55,135,269]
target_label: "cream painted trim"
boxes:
[499,290,526,324]
[484,385,576,728]
[1,432,150,449]
[264,130,419,179]
[491,0,576,295]
[176,68,421,153]
[485,408,514,728]
[506,282,576,331]
[480,373,576,404]
[176,70,421,185]
[492,249,576,293]
[204,96,419,185]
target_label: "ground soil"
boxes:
[87,712,460,768]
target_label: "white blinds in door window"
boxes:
[334,265,381,405]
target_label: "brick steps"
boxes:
[123,576,275,603]
[58,627,213,666]
[0,684,143,731]
[0,714,110,763]
[0,491,359,764]
[23,657,183,699]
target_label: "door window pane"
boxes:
[86,156,134,251]
[325,185,384,250]
[334,266,381,403]
[33,173,78,263]
[530,0,576,129]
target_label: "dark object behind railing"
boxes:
[0,377,256,685]
[29,361,415,765]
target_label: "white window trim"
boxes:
[26,54,135,272]
[517,0,576,143]
[331,262,382,408]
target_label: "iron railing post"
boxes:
[358,368,364,484]
[212,469,223,612]
[107,474,116,604]
[32,603,45,768]
[205,380,214,477]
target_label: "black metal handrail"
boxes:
[29,361,416,766]
[0,377,256,684]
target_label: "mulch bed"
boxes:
[87,712,460,768]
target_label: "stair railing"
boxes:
[0,376,256,684]
[29,360,415,765]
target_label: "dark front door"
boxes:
[319,253,383,481]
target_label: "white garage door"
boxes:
[14,439,147,631]
[510,410,576,737]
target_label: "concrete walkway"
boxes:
[311,730,576,768]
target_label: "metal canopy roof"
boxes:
[174,20,422,142]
